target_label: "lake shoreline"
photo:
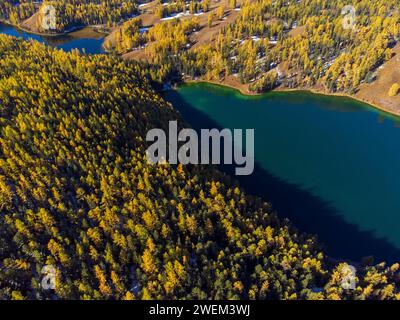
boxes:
[184,79,400,119]
[0,21,107,54]
[1,19,397,119]
[0,19,109,38]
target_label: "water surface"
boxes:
[164,82,400,263]
[0,23,105,54]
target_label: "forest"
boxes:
[0,35,399,300]
[0,0,138,32]
[100,0,400,95]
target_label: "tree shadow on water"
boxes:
[164,90,400,264]
[226,164,400,264]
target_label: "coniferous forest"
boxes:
[2,0,400,95]
[0,0,138,32]
[0,35,399,300]
[102,0,400,96]
[0,0,400,301]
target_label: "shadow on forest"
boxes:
[164,89,400,264]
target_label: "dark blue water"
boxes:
[164,82,400,264]
[0,23,105,54]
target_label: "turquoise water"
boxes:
[164,82,400,263]
[0,23,105,54]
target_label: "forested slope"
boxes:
[0,35,399,300]
[100,0,400,99]
[0,0,138,32]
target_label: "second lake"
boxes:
[0,23,105,54]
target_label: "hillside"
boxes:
[3,1,400,114]
[0,35,399,300]
[0,0,137,34]
[102,0,400,114]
